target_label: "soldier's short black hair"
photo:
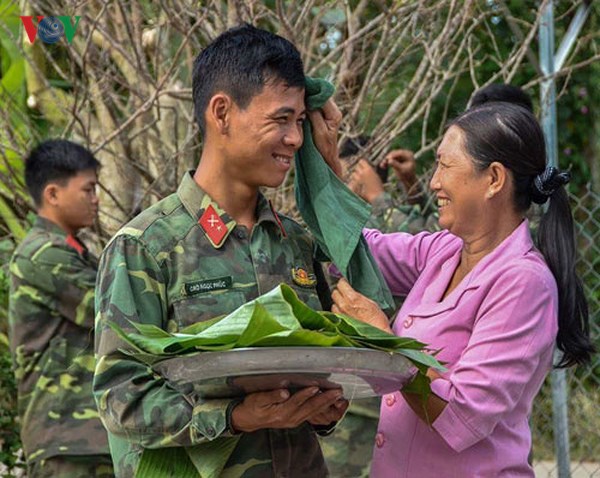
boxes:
[470,84,533,113]
[25,139,100,207]
[192,24,305,136]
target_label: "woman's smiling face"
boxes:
[429,125,491,237]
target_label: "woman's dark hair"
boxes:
[449,102,594,367]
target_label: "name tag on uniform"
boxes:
[184,276,233,296]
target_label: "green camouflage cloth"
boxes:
[27,454,114,478]
[8,216,111,465]
[322,196,438,477]
[94,172,331,478]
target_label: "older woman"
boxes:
[326,103,593,477]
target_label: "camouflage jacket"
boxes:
[8,216,110,463]
[94,172,330,478]
[366,191,438,234]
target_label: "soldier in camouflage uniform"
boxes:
[94,25,348,478]
[346,146,437,233]
[321,143,437,478]
[8,140,113,477]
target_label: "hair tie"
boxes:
[530,166,571,205]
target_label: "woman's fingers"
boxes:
[309,99,343,177]
[332,278,392,333]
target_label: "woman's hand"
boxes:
[309,99,343,178]
[331,278,392,333]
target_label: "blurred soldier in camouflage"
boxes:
[342,136,437,233]
[8,140,113,477]
[321,139,437,477]
[94,24,348,478]
[322,84,533,477]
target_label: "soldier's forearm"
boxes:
[94,354,234,447]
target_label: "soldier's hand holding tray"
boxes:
[230,387,348,433]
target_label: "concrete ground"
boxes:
[534,461,600,477]
[4,459,599,477]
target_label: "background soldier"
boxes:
[343,139,436,233]
[8,140,113,477]
[94,24,347,478]
[322,83,533,477]
[321,139,437,477]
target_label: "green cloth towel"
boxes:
[295,77,395,316]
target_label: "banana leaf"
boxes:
[110,284,445,371]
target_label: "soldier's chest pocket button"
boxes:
[172,290,247,330]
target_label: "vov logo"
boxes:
[19,16,81,44]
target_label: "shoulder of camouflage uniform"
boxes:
[105,192,191,256]
[12,225,76,265]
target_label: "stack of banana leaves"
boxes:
[109,284,445,478]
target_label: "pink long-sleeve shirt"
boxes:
[365,220,558,478]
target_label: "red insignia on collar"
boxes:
[268,200,287,238]
[199,204,227,246]
[65,235,84,256]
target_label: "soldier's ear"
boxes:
[42,183,61,207]
[208,93,232,135]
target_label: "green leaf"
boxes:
[130,321,173,338]
[398,348,447,372]
[107,283,446,403]
[252,284,302,330]
[401,372,433,424]
[186,437,243,478]
[279,284,337,332]
[135,446,198,478]
[179,315,226,335]
[249,329,353,348]
[235,303,290,347]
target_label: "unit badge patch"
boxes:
[291,267,317,288]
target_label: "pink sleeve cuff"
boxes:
[432,399,484,452]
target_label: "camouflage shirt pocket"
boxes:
[171,289,247,330]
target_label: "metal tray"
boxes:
[152,347,417,399]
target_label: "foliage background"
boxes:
[1,0,599,475]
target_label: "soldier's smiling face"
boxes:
[222,80,306,189]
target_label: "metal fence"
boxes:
[531,187,600,477]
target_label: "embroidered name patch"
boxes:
[184,276,233,296]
